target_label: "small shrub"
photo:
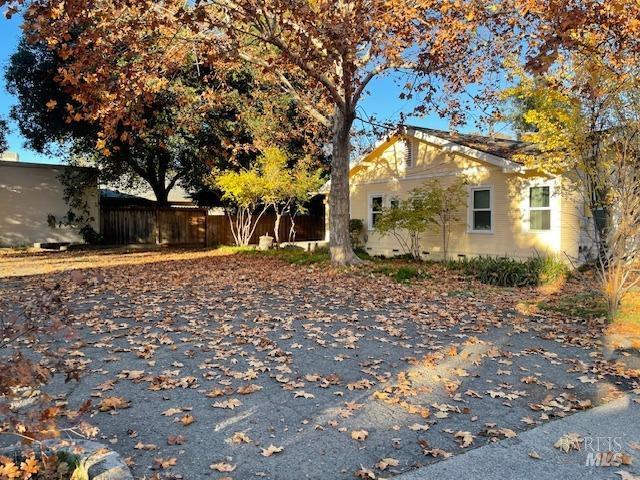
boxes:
[79,225,103,245]
[0,450,83,480]
[349,219,365,249]
[393,267,422,283]
[391,253,416,261]
[353,247,371,260]
[446,256,569,287]
[372,265,431,283]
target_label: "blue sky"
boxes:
[0,16,510,165]
[0,15,52,163]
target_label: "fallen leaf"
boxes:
[294,390,315,399]
[237,384,262,394]
[212,399,242,410]
[616,471,640,480]
[153,457,177,470]
[261,444,284,457]
[229,432,251,444]
[99,397,130,412]
[454,431,474,448]
[161,408,183,416]
[376,457,399,470]
[554,432,583,453]
[180,414,194,426]
[167,435,185,445]
[578,375,598,384]
[134,442,157,451]
[351,430,369,441]
[209,462,236,472]
[355,467,376,479]
[408,423,430,431]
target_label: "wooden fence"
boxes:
[100,206,207,245]
[206,214,325,246]
[100,206,324,246]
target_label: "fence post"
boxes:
[204,210,208,247]
[155,208,161,245]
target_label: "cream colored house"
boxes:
[0,158,99,246]
[346,126,593,263]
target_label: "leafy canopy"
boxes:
[501,65,580,172]
[215,147,323,211]
[215,167,266,211]
[260,147,323,209]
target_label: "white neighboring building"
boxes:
[0,156,99,246]
[0,151,20,162]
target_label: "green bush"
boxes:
[79,224,103,245]
[372,265,431,283]
[349,219,365,249]
[353,247,371,259]
[446,255,569,287]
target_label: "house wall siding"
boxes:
[349,135,582,262]
[0,162,99,246]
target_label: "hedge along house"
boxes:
[344,126,594,264]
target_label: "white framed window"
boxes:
[468,186,493,233]
[529,185,551,231]
[368,194,384,230]
[403,139,414,168]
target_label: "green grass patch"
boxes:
[244,246,331,265]
[616,289,640,325]
[371,264,432,283]
[447,288,477,298]
[538,290,608,320]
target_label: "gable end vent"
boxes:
[404,139,414,168]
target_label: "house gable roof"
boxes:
[350,126,534,176]
[408,126,537,164]
[318,126,535,192]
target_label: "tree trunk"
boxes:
[289,215,296,242]
[152,184,170,207]
[274,212,282,244]
[442,222,448,262]
[329,110,359,265]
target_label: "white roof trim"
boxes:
[408,128,526,173]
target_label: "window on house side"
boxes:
[369,195,383,229]
[471,188,492,231]
[529,186,551,230]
